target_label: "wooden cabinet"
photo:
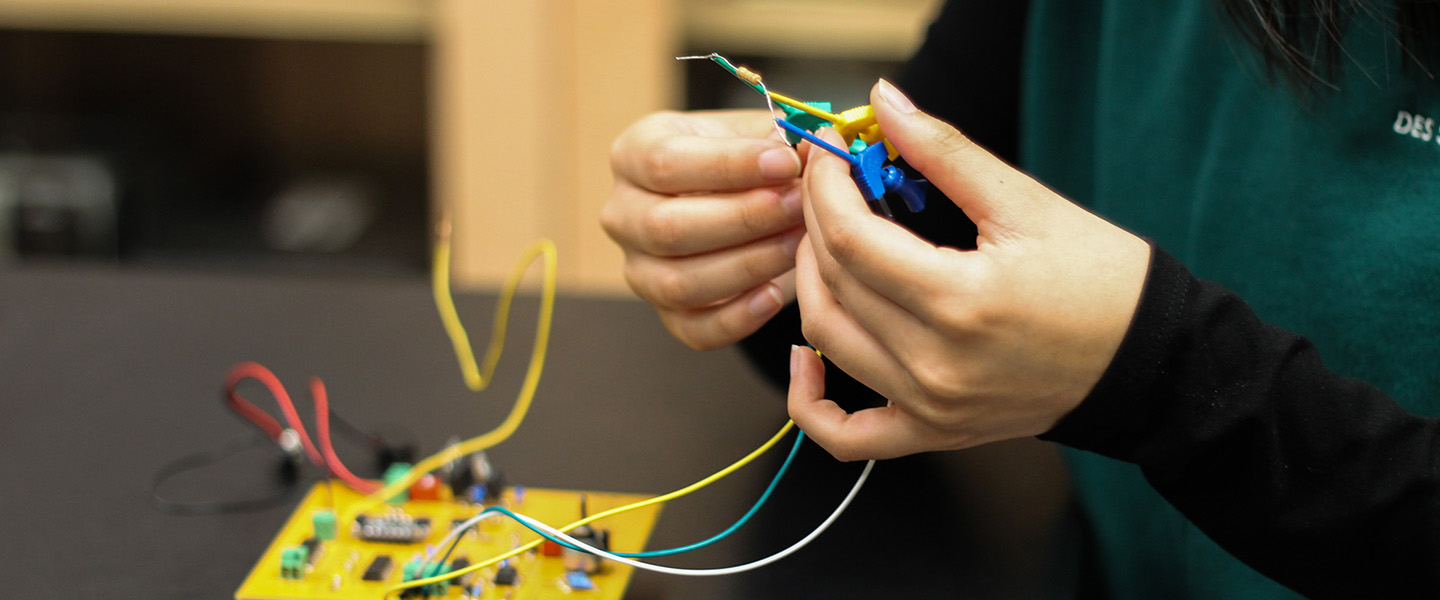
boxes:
[0,0,936,294]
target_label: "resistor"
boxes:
[734,66,763,86]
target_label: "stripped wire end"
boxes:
[436,217,452,242]
[676,53,788,144]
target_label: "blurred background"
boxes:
[0,0,941,292]
[0,4,1087,598]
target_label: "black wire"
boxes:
[327,405,387,448]
[151,431,313,516]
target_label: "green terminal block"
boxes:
[312,509,337,541]
[280,546,310,579]
[402,558,449,597]
[382,463,412,505]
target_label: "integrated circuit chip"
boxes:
[362,554,394,582]
[353,514,432,543]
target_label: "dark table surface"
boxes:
[0,264,1074,599]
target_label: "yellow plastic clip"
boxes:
[767,92,897,160]
[832,105,897,160]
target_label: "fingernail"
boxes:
[789,344,801,377]
[758,147,800,180]
[748,283,784,317]
[780,229,803,258]
[780,186,803,221]
[876,78,916,114]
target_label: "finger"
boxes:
[802,126,964,314]
[611,112,800,194]
[799,152,939,365]
[657,280,792,350]
[624,227,802,309]
[602,181,803,257]
[870,79,1051,236]
[787,346,936,461]
[794,237,916,404]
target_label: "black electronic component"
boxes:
[563,495,609,574]
[483,470,505,502]
[449,450,505,503]
[353,514,432,543]
[301,536,321,565]
[362,555,394,582]
[444,437,475,493]
[493,563,519,586]
[449,557,472,587]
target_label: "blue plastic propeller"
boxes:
[775,119,925,215]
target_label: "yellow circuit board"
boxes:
[236,483,661,600]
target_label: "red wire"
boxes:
[223,361,380,494]
[224,362,324,467]
[311,377,380,494]
[223,364,285,440]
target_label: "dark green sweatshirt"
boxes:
[1022,1,1440,598]
[742,1,1439,596]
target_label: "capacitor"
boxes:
[410,474,443,501]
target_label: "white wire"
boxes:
[675,53,787,144]
[421,511,496,571]
[501,459,874,576]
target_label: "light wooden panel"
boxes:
[0,0,429,42]
[684,0,941,60]
[433,0,678,295]
[567,0,679,294]
[430,0,557,290]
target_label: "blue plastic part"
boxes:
[851,142,891,202]
[774,118,925,214]
[565,570,596,591]
[881,166,927,212]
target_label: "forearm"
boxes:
[1042,245,1440,598]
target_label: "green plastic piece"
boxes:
[402,558,450,596]
[382,462,412,504]
[781,102,833,145]
[312,509,337,541]
[849,138,869,153]
[280,546,309,579]
[709,54,764,94]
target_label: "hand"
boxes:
[788,80,1151,460]
[604,110,806,350]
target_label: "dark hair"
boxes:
[1217,0,1440,93]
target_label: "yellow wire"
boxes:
[767,91,841,122]
[383,419,798,598]
[434,228,509,392]
[343,235,558,522]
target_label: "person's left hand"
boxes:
[787,79,1151,460]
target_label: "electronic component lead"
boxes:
[353,514,432,543]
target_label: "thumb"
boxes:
[870,79,1051,236]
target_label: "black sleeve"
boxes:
[737,0,1030,398]
[1041,245,1440,599]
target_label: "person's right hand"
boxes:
[603,110,805,349]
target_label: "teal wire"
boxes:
[432,430,805,566]
[620,429,805,557]
[708,54,765,95]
